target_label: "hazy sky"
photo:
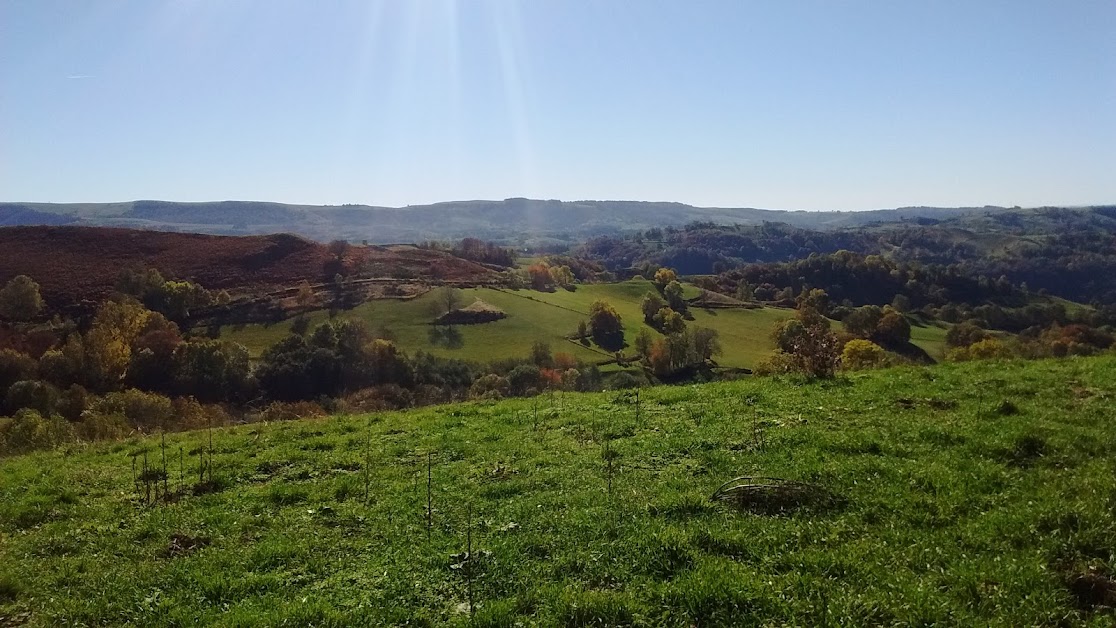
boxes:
[2,1,1114,209]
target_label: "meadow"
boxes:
[218,279,949,370]
[1,356,1113,626]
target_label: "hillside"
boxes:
[576,206,1116,305]
[219,281,837,369]
[0,226,495,310]
[0,199,1011,243]
[2,357,1113,625]
[221,280,948,369]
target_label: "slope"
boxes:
[2,357,1113,625]
[219,280,797,369]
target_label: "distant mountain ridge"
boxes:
[0,198,1040,243]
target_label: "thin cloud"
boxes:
[66,74,94,80]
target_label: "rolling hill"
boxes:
[0,226,495,310]
[0,199,1012,243]
[219,279,949,368]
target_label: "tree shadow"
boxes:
[428,325,464,349]
[593,331,626,353]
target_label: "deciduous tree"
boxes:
[0,275,44,321]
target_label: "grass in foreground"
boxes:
[2,357,1115,626]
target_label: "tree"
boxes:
[653,307,686,334]
[328,239,351,261]
[946,338,1013,362]
[945,322,989,348]
[434,286,462,316]
[663,280,687,313]
[115,266,165,300]
[507,364,542,396]
[158,280,212,321]
[530,341,553,368]
[295,280,316,308]
[634,328,655,360]
[84,300,162,391]
[5,379,58,417]
[0,275,45,321]
[843,305,883,339]
[469,373,510,400]
[256,335,338,401]
[653,268,678,292]
[0,349,37,398]
[769,307,839,378]
[553,352,577,370]
[874,306,911,347]
[37,336,84,388]
[588,300,624,350]
[527,263,553,291]
[891,294,911,313]
[173,340,253,403]
[548,265,575,289]
[692,327,722,361]
[796,288,830,316]
[640,292,667,324]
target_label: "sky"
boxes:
[2,1,1114,210]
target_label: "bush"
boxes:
[89,389,174,432]
[74,412,131,442]
[767,308,840,378]
[341,385,414,412]
[605,370,648,390]
[945,322,989,348]
[170,396,230,431]
[0,349,37,397]
[946,338,1015,362]
[0,409,74,455]
[5,379,58,417]
[841,339,888,370]
[469,374,510,400]
[753,351,798,376]
[252,401,327,423]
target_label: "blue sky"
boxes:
[2,1,1114,210]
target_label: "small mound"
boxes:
[434,299,507,325]
[688,291,758,309]
[711,476,841,515]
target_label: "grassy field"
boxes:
[2,357,1114,626]
[219,280,797,369]
[908,318,949,359]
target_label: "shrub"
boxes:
[74,411,131,442]
[768,307,840,378]
[0,349,37,397]
[946,338,1014,362]
[469,374,510,400]
[753,351,798,376]
[5,379,58,417]
[945,322,989,348]
[841,339,888,370]
[341,385,414,412]
[606,370,647,390]
[89,389,174,432]
[171,396,230,431]
[253,401,327,423]
[0,409,74,455]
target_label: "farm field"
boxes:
[908,319,949,359]
[219,279,798,369]
[2,357,1114,626]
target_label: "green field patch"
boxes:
[220,280,797,369]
